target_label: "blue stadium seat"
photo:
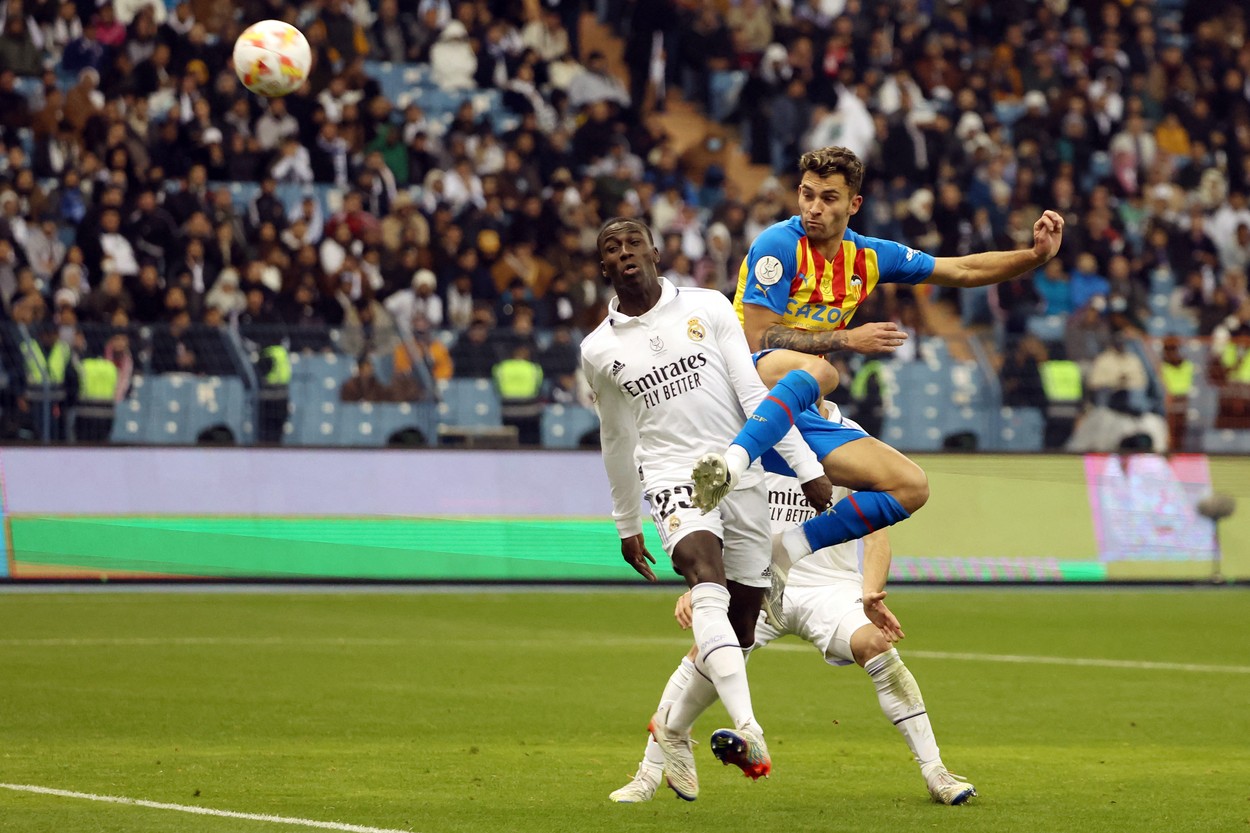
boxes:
[1202,428,1250,454]
[183,375,250,443]
[110,375,151,443]
[138,374,196,444]
[336,401,387,446]
[541,404,599,449]
[437,378,502,429]
[1027,314,1066,343]
[997,407,1045,452]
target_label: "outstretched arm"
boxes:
[926,210,1065,288]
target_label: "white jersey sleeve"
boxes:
[706,296,824,483]
[582,352,644,538]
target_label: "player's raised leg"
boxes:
[691,355,836,513]
[774,437,928,581]
[850,624,976,805]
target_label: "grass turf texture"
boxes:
[1,589,1248,833]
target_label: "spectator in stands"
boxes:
[1000,336,1048,410]
[567,51,630,112]
[0,15,46,76]
[1159,337,1195,451]
[339,297,400,358]
[449,317,497,378]
[493,342,543,446]
[430,21,476,91]
[1070,330,1166,452]
[339,355,390,403]
[1210,328,1250,430]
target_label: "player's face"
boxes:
[797,173,863,242]
[599,224,660,291]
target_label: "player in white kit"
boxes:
[609,406,977,806]
[582,218,835,800]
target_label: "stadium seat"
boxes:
[437,378,503,429]
[1202,428,1250,454]
[997,407,1045,452]
[145,373,197,444]
[540,404,599,449]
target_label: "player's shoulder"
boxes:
[845,227,921,259]
[579,316,615,357]
[751,216,806,253]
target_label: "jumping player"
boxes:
[692,146,1065,610]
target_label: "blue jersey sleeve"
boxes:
[739,223,800,315]
[866,235,936,285]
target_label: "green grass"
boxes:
[2,589,1249,833]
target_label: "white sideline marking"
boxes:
[903,649,1250,675]
[3,635,1248,675]
[765,642,1250,674]
[0,783,413,833]
[0,637,409,647]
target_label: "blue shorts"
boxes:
[752,350,869,477]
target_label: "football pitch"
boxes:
[2,588,1248,833]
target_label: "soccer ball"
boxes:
[233,20,312,98]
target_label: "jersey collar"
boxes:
[607,276,677,326]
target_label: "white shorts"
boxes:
[647,479,772,588]
[750,578,873,665]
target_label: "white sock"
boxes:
[667,660,718,732]
[773,525,812,575]
[689,582,759,732]
[641,657,697,772]
[864,648,941,768]
[725,444,750,482]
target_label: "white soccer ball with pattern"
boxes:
[233,20,312,98]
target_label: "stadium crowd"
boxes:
[0,0,1248,448]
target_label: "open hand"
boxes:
[621,534,657,582]
[847,322,910,355]
[862,590,905,643]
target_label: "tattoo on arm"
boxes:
[762,325,849,354]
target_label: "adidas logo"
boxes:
[611,360,626,376]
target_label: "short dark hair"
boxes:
[597,217,654,250]
[798,146,865,194]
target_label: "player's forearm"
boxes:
[761,325,853,354]
[934,249,1051,288]
[861,531,891,596]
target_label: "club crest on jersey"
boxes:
[649,336,665,354]
[850,273,863,288]
[754,255,784,286]
[667,515,681,533]
[687,318,706,342]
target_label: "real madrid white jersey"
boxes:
[581,278,823,538]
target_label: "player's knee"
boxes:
[804,357,839,394]
[895,462,929,513]
[852,633,892,667]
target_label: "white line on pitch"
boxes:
[0,783,414,833]
[763,642,1250,674]
[4,635,1248,675]
[900,649,1250,674]
[0,636,409,647]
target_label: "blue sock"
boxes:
[801,491,911,550]
[731,370,822,462]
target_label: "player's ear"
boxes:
[849,193,863,215]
